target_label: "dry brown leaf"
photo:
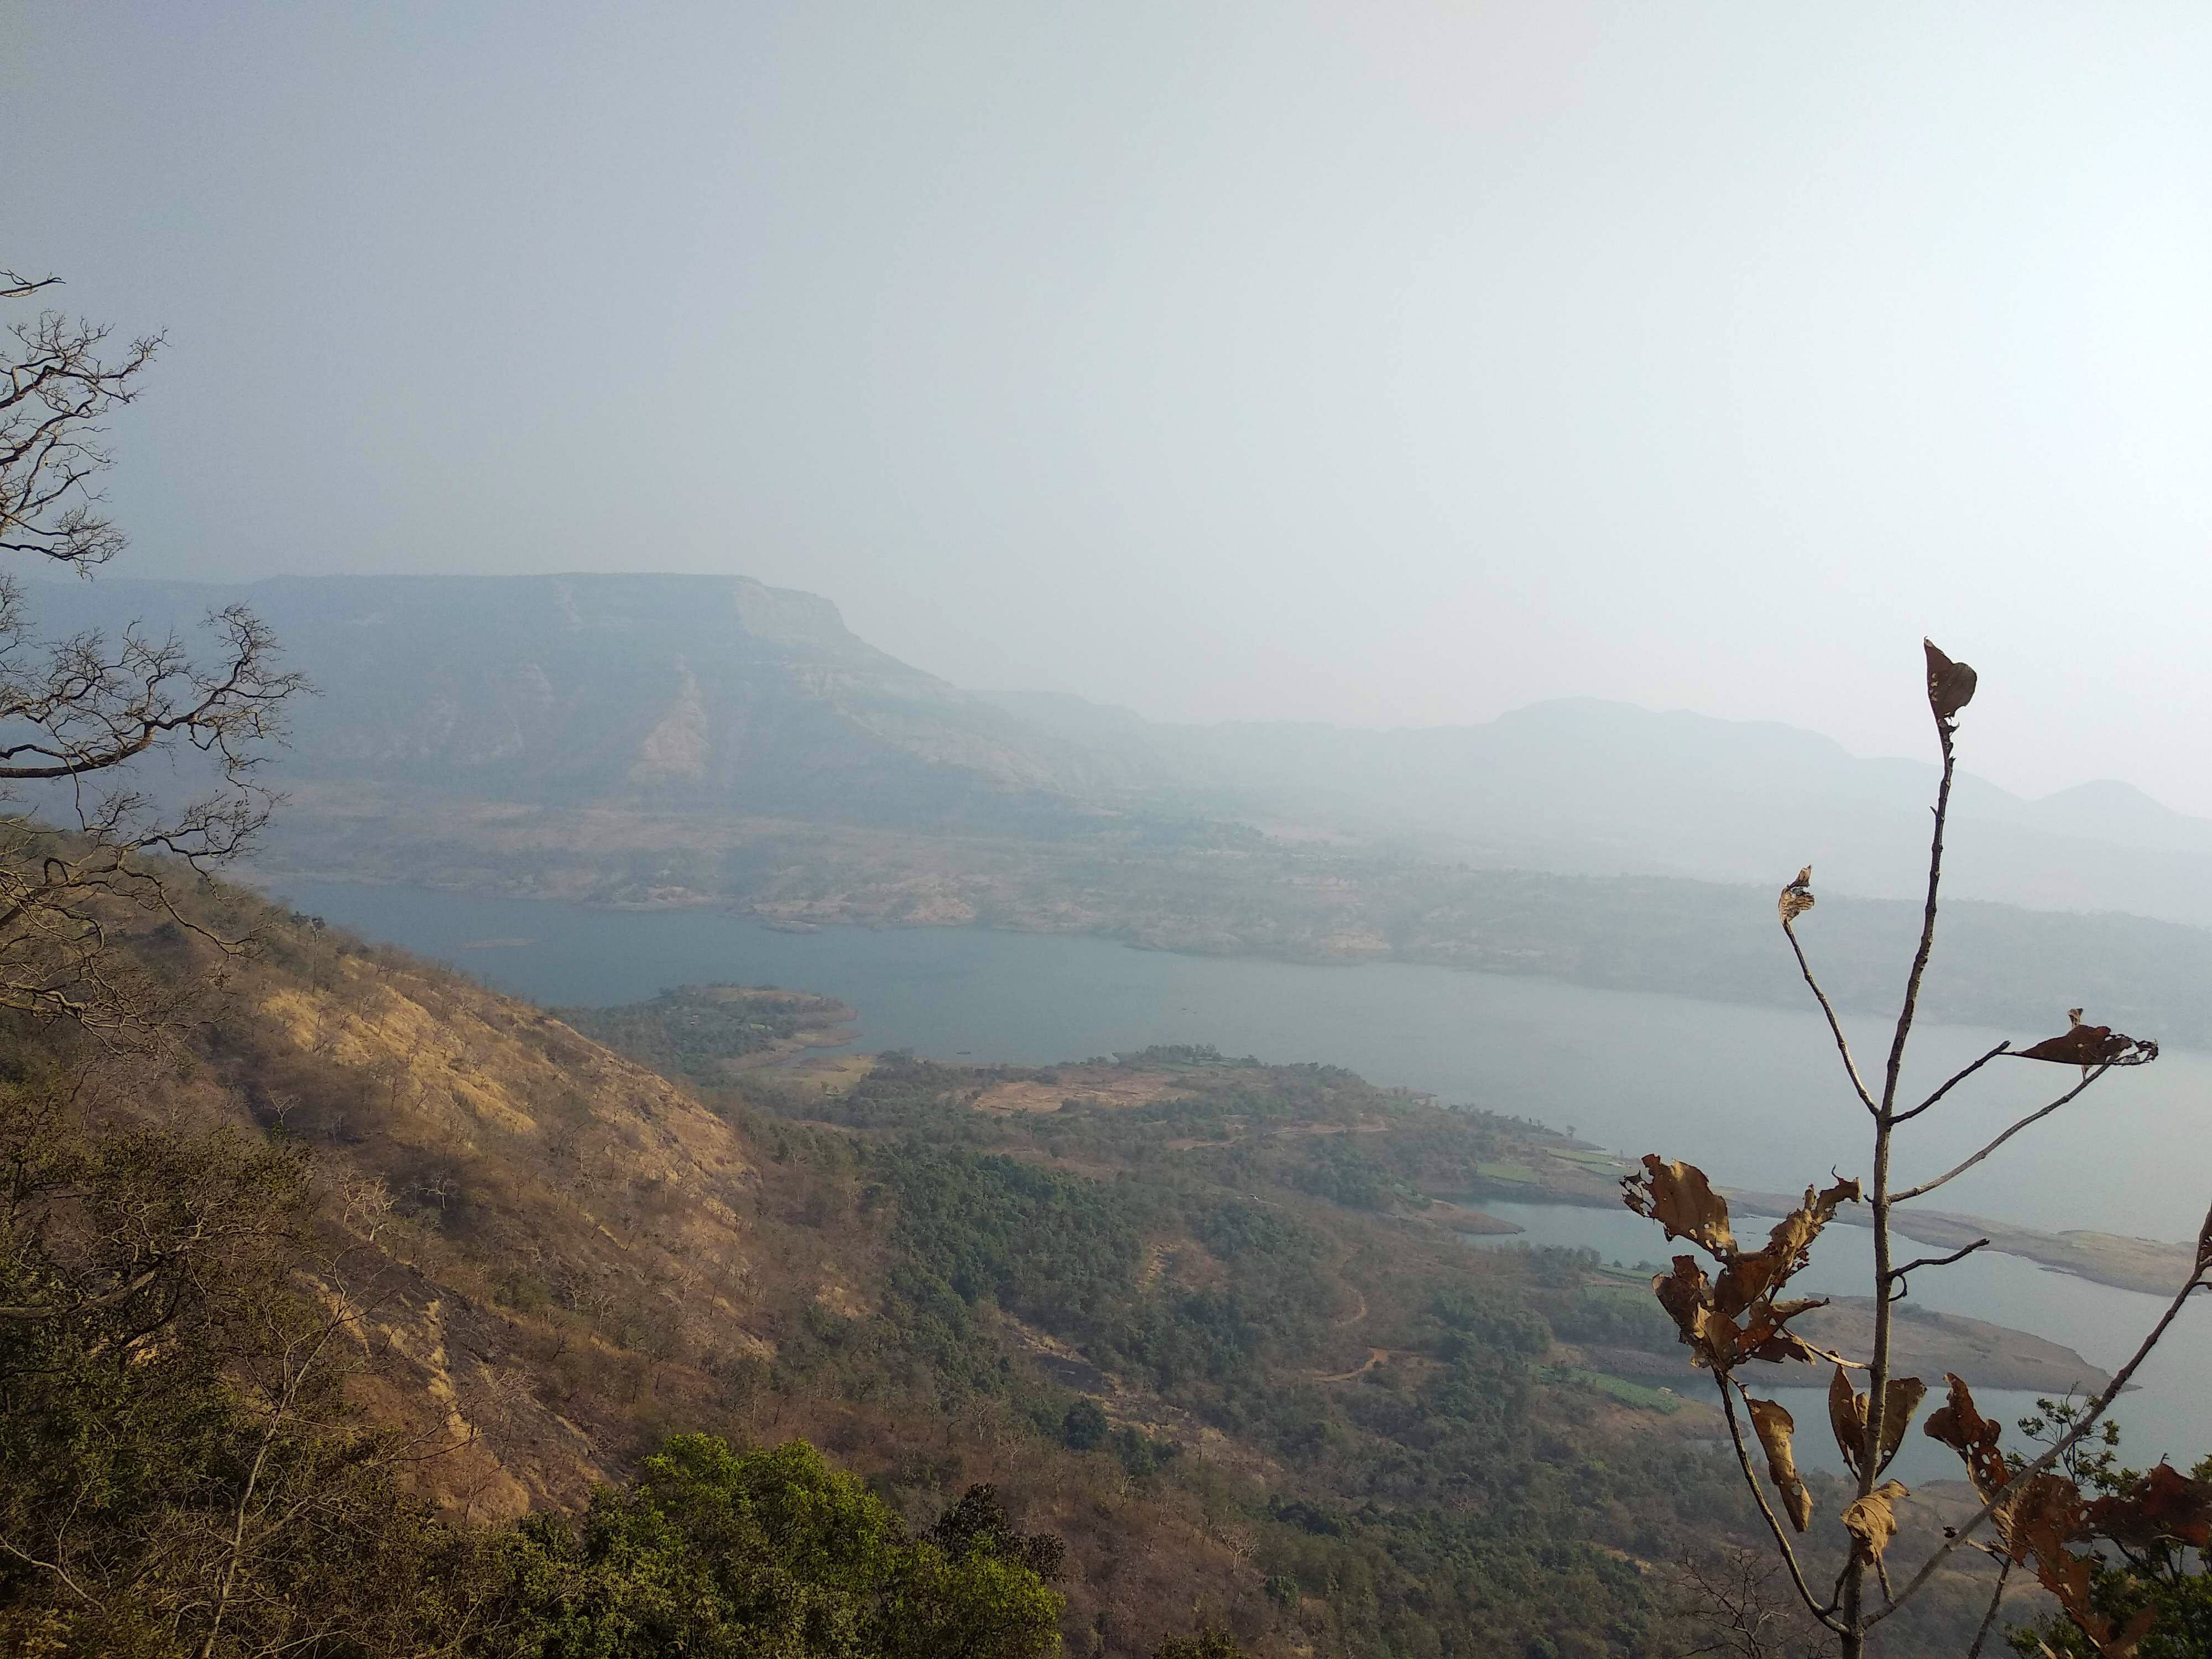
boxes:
[1924,639,1978,724]
[1778,867,1814,924]
[2018,1024,2130,1066]
[1993,1472,2155,1654]
[1828,1365,1858,1475]
[1841,1479,1910,1564]
[2104,1609,2161,1659]
[1738,1318,1828,1367]
[1996,1472,2085,1562]
[1747,1396,1814,1531]
[1713,1178,1861,1318]
[1635,1171,1858,1374]
[1876,1378,1927,1475]
[1924,1373,2008,1497]
[1825,1367,1924,1481]
[1759,1298,1829,1337]
[1622,1155,1736,1257]
[1653,1255,1719,1363]
[2086,1461,2212,1551]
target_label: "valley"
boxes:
[12,573,2211,1656]
[17,21,2212,1649]
[4,859,2112,1656]
[33,571,2212,1046]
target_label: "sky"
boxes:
[8,3,2212,809]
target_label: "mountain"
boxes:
[983,689,2212,925]
[39,570,2212,914]
[24,573,1139,828]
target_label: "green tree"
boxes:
[2010,1408,2212,1659]
[494,1436,1063,1659]
[1152,1631,1245,1659]
[0,1071,480,1657]
[1061,1399,1109,1453]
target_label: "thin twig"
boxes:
[1869,1271,2209,1626]
[0,1533,104,1608]
[1879,722,1956,1118]
[1885,1238,1990,1301]
[1715,1377,1846,1631]
[1892,1042,2010,1125]
[1963,1557,2012,1659]
[1782,920,1877,1115]
[1890,1066,2112,1203]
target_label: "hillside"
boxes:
[23,573,1141,829]
[0,883,2020,1656]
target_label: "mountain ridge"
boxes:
[30,569,2212,956]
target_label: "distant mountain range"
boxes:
[982,688,2212,922]
[27,568,2212,939]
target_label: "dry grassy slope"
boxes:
[96,906,2034,1657]
[220,933,781,1517]
[123,906,1276,1656]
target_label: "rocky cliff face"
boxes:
[26,572,1138,825]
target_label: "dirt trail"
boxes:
[1313,1347,1390,1383]
[1334,1284,1367,1327]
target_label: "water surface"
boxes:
[274,880,2212,1243]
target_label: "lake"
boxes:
[268,879,2212,1469]
[272,879,2212,1243]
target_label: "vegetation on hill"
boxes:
[0,862,2010,1655]
[0,1076,1067,1657]
[552,983,854,1088]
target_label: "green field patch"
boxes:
[1580,1277,1657,1298]
[1475,1161,1542,1183]
[1548,1366,1682,1413]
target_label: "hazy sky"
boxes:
[9,4,2212,808]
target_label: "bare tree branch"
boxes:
[1890,1065,2114,1203]
[1781,917,1877,1115]
[0,265,309,1037]
[1621,645,2206,1656]
[1882,1237,1990,1301]
[1963,1556,2012,1659]
[1891,1042,2009,1124]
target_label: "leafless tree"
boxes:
[1625,642,2212,1659]
[0,267,305,1034]
[1663,1546,1827,1659]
